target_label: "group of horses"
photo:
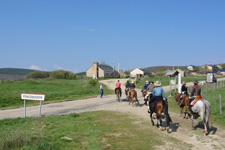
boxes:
[115,86,211,135]
[175,93,211,135]
[115,87,139,105]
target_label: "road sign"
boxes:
[21,93,45,118]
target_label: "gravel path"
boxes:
[1,77,225,149]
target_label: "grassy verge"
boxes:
[0,79,113,109]
[0,111,191,150]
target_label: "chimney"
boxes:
[93,61,99,79]
[113,67,115,71]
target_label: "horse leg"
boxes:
[191,115,195,130]
[150,112,154,125]
[180,106,183,117]
[200,114,208,135]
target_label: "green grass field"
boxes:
[0,111,191,150]
[0,79,113,109]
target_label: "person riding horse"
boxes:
[115,80,122,97]
[189,80,202,105]
[190,80,201,100]
[145,81,154,100]
[148,81,167,113]
[177,81,188,105]
[141,81,149,93]
[130,80,135,89]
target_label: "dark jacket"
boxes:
[144,83,149,89]
[126,82,131,88]
[181,84,188,93]
[131,83,135,88]
[190,85,201,97]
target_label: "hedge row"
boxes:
[26,70,76,79]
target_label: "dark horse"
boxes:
[149,99,172,132]
[175,93,190,119]
[115,88,121,102]
[128,89,139,106]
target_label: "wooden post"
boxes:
[219,94,222,115]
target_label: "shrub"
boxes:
[50,70,76,79]
[88,79,98,86]
[148,74,155,77]
[26,71,50,79]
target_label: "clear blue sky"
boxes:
[0,0,225,73]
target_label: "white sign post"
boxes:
[178,73,181,93]
[21,93,45,118]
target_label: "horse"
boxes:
[115,88,121,102]
[188,96,211,135]
[125,87,130,100]
[128,89,139,106]
[149,99,172,132]
[142,90,149,105]
[175,93,190,119]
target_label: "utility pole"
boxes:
[118,61,120,72]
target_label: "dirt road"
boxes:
[0,78,225,149]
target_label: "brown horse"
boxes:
[175,93,190,119]
[149,100,172,132]
[128,89,139,106]
[115,88,121,102]
[142,90,148,105]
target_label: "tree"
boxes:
[222,63,225,69]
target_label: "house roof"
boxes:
[166,70,179,76]
[98,64,113,72]
[140,68,151,74]
[212,69,225,74]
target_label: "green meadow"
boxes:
[0,111,191,150]
[0,79,113,109]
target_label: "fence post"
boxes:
[219,94,222,115]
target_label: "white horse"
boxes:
[189,99,211,135]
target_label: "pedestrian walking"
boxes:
[100,84,103,98]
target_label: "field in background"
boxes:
[136,76,207,89]
[0,79,113,109]
[0,111,191,150]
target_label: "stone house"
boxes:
[86,62,120,79]
[130,68,151,78]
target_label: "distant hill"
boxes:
[0,68,36,79]
[76,72,86,76]
[145,66,188,73]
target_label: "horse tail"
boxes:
[162,100,172,125]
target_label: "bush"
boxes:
[26,71,50,79]
[50,70,76,79]
[88,79,98,86]
[148,74,155,77]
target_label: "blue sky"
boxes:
[0,0,225,73]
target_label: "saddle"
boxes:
[190,96,203,106]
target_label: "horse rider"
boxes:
[177,81,188,105]
[130,80,135,89]
[115,80,122,97]
[141,81,149,93]
[145,81,154,100]
[148,81,167,113]
[126,80,131,89]
[190,80,201,101]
